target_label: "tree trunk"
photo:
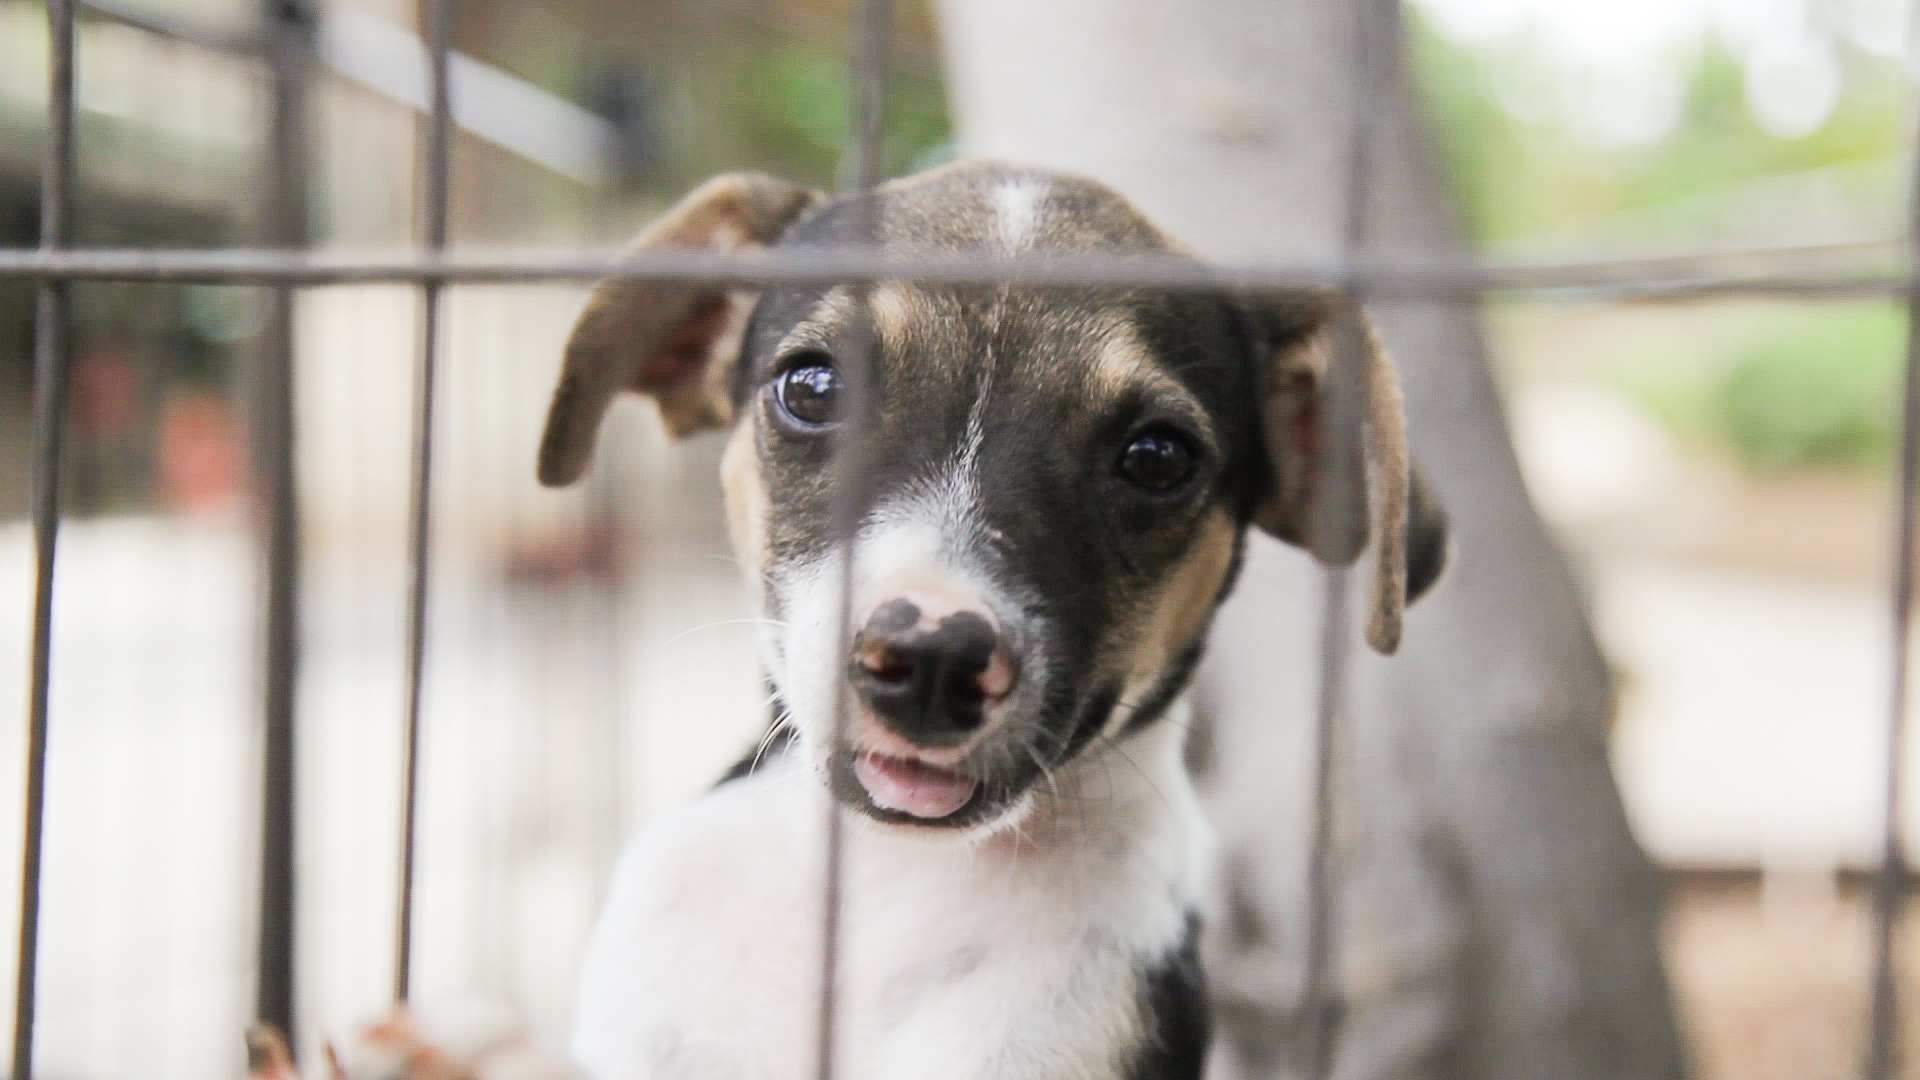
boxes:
[932,3,1688,1078]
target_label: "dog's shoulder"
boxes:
[572,755,824,1077]
[596,751,817,924]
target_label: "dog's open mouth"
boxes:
[851,750,980,820]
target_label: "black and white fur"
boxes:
[531,160,1447,1080]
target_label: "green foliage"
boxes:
[740,45,850,175]
[1707,306,1902,470]
[1407,17,1536,244]
[1604,304,1903,472]
[708,40,952,188]
[1407,11,1910,248]
[1411,10,1912,477]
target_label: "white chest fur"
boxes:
[570,717,1211,1080]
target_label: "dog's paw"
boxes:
[246,1024,302,1080]
[247,999,581,1080]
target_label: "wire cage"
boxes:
[2,0,1917,1079]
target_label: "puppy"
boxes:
[288,159,1446,1080]
[527,159,1446,1080]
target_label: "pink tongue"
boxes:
[853,753,979,819]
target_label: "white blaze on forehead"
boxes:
[856,508,991,622]
[1093,318,1210,435]
[950,348,994,510]
[773,284,859,356]
[992,179,1049,253]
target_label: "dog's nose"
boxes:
[851,598,1013,746]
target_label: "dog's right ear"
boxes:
[537,173,824,488]
[1244,290,1449,654]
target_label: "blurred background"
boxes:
[0,0,1916,1078]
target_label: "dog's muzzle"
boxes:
[844,596,1017,821]
[850,597,1015,745]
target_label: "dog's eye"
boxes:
[773,355,841,428]
[1117,428,1199,493]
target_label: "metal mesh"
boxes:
[4,1,1917,1079]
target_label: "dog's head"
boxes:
[539,161,1446,834]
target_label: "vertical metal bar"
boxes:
[13,1,76,1076]
[253,0,314,1041]
[816,3,889,1079]
[1862,88,1920,1080]
[843,1,889,198]
[1302,2,1388,1077]
[394,0,452,1006]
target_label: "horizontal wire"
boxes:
[0,245,1906,299]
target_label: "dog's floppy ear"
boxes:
[1248,292,1448,654]
[537,173,825,487]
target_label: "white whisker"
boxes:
[658,616,790,651]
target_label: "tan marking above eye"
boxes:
[1082,320,1219,463]
[771,285,860,361]
[1088,319,1199,411]
[1090,322,1158,398]
[867,282,940,356]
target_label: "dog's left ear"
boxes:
[1247,292,1449,655]
[538,172,825,487]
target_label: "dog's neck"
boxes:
[569,692,1212,1080]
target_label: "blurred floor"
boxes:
[0,514,765,1080]
[1601,556,1907,871]
[1667,875,1920,1080]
